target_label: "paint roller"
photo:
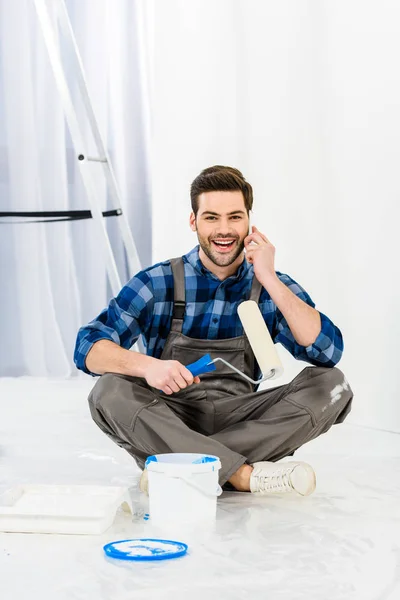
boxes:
[186,300,283,384]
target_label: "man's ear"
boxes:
[189,212,197,232]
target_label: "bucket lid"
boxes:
[145,453,221,473]
[103,538,188,562]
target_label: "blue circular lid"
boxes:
[103,538,188,562]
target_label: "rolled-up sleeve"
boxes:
[273,275,344,368]
[74,273,154,375]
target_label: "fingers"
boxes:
[164,376,200,394]
[246,225,270,244]
[253,226,269,243]
[244,235,254,249]
[162,363,199,395]
[176,369,191,388]
[168,379,181,394]
[159,375,184,395]
[245,252,254,264]
[181,366,196,385]
[245,231,267,247]
[148,359,202,395]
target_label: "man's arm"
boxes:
[73,274,154,376]
[245,226,343,367]
[73,270,200,394]
[85,339,199,394]
[85,339,154,377]
[257,274,321,347]
[245,225,320,345]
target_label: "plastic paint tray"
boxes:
[0,485,133,535]
[104,538,188,561]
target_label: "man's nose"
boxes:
[218,219,234,233]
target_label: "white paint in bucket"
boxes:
[145,453,222,526]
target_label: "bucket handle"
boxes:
[172,475,222,498]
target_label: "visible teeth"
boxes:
[214,241,234,245]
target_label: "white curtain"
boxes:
[0,0,152,377]
[150,0,400,432]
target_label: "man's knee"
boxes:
[89,372,121,397]
[294,366,353,425]
[315,366,352,396]
[89,373,119,411]
[88,373,117,427]
[302,365,351,392]
[313,366,353,422]
[88,373,154,429]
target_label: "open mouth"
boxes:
[211,239,237,252]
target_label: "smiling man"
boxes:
[74,165,353,496]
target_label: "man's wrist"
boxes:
[259,271,280,292]
[132,353,156,379]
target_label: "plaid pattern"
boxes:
[74,246,343,375]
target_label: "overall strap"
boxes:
[249,274,263,303]
[170,257,263,334]
[170,257,186,333]
[243,275,264,383]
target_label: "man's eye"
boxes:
[231,216,241,220]
[206,216,217,221]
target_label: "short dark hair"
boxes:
[190,165,253,216]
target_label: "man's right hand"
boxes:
[143,359,201,395]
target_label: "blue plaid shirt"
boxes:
[74,246,343,375]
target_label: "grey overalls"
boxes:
[89,257,353,485]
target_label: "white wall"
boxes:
[150,0,400,432]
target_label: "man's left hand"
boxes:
[244,226,277,285]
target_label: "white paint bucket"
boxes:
[145,453,222,526]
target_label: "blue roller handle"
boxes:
[186,354,216,377]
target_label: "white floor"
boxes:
[1,377,400,600]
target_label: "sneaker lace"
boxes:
[258,467,294,493]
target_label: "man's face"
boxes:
[190,190,249,267]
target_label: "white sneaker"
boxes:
[250,461,316,496]
[139,469,149,495]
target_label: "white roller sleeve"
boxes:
[237,300,283,380]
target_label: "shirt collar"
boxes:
[183,245,250,282]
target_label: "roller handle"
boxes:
[185,354,216,377]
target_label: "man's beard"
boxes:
[197,233,245,267]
